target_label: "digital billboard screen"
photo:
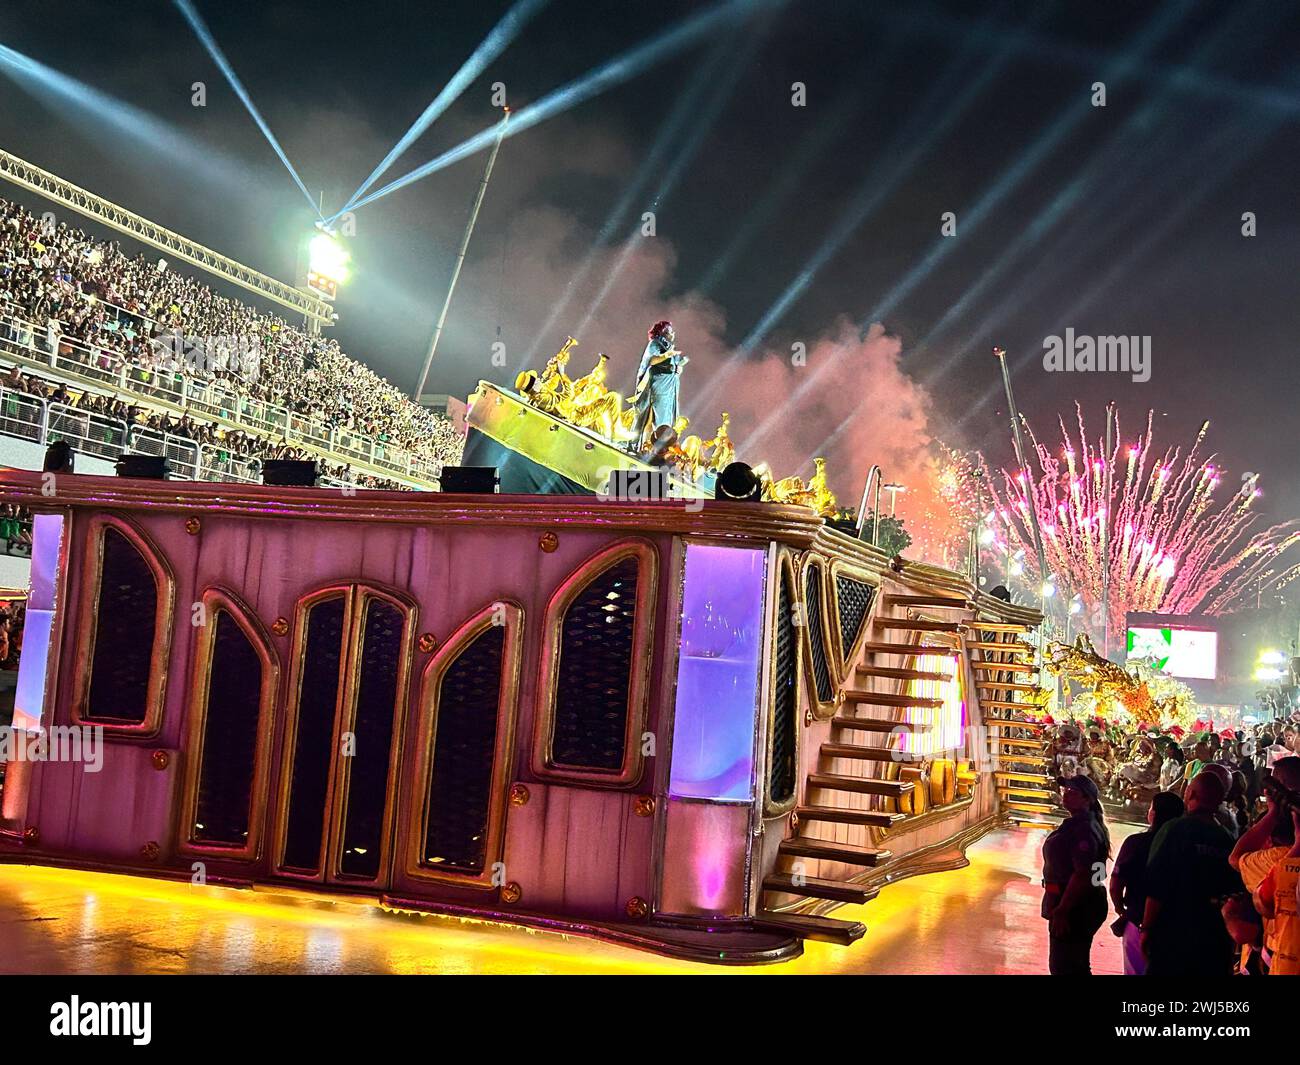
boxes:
[1126,626,1218,680]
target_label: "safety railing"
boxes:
[0,303,447,486]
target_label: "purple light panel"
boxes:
[13,513,63,731]
[668,543,765,801]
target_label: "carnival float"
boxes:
[0,322,1053,963]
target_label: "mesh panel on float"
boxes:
[804,562,833,702]
[835,574,876,659]
[192,610,263,846]
[339,598,405,879]
[86,527,158,723]
[423,624,506,874]
[769,574,798,804]
[282,595,346,873]
[551,558,639,771]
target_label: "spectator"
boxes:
[1142,770,1243,975]
[1254,805,1300,975]
[1110,790,1184,975]
[1230,756,1300,973]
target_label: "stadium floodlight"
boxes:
[1258,649,1286,666]
[305,231,350,301]
[1255,666,1284,683]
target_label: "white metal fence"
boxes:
[0,303,444,486]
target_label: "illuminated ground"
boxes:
[0,825,1133,974]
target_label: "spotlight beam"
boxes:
[735,0,1194,456]
[686,0,1042,422]
[333,0,783,219]
[571,28,768,345]
[911,0,1280,385]
[0,41,246,190]
[340,0,551,214]
[516,39,740,372]
[173,0,323,220]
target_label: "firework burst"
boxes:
[985,406,1300,633]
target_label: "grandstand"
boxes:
[0,194,464,490]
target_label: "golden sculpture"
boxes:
[517,337,577,415]
[705,412,734,472]
[568,353,632,441]
[511,342,851,519]
[807,457,837,517]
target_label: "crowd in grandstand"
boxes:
[0,197,463,481]
[1039,716,1300,977]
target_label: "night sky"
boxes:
[1,0,1297,524]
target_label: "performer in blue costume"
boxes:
[630,320,688,452]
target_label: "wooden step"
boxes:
[877,618,962,633]
[842,689,943,709]
[763,872,879,905]
[1002,800,1056,814]
[993,771,1051,784]
[1011,817,1059,830]
[753,910,866,945]
[994,752,1048,765]
[966,621,1030,633]
[779,836,893,866]
[859,641,961,659]
[831,716,931,733]
[883,594,970,608]
[993,737,1046,749]
[984,719,1045,731]
[821,742,905,762]
[975,681,1040,693]
[806,772,914,798]
[997,786,1055,800]
[983,700,1040,711]
[966,640,1034,653]
[856,664,953,683]
[798,805,907,828]
[971,661,1038,673]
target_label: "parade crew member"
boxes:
[1041,774,1111,975]
[1254,805,1300,975]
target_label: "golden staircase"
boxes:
[756,588,974,944]
[965,621,1061,830]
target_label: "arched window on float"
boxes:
[531,540,657,787]
[71,515,175,735]
[273,584,415,885]
[178,588,278,861]
[407,601,523,888]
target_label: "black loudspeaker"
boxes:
[440,466,498,494]
[43,440,74,473]
[115,455,170,480]
[714,461,763,503]
[262,459,319,487]
[606,468,669,501]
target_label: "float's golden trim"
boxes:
[405,600,523,891]
[762,547,802,817]
[177,586,280,863]
[70,513,175,737]
[531,539,658,789]
[797,552,837,722]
